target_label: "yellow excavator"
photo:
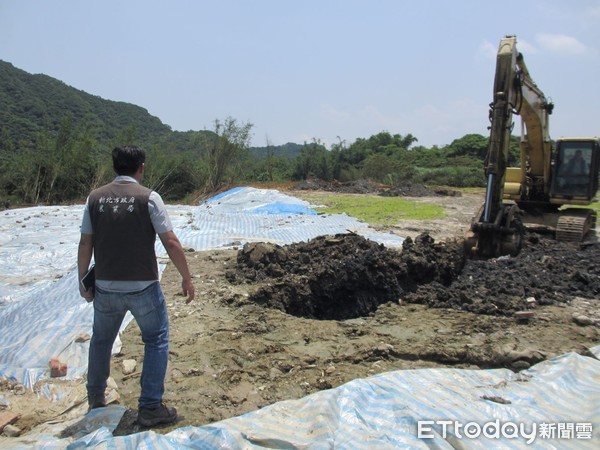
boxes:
[466,35,599,257]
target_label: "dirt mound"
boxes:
[293,178,461,198]
[227,233,465,320]
[293,178,382,194]
[228,232,600,319]
[380,183,437,197]
[406,234,600,314]
[380,183,462,197]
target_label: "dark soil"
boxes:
[228,232,600,318]
[380,183,462,197]
[292,178,461,197]
[292,178,383,194]
[407,234,600,315]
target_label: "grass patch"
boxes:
[588,192,600,212]
[297,193,446,226]
[558,191,600,212]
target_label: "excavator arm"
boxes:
[466,36,554,257]
[481,37,518,224]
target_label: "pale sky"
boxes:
[1,0,598,149]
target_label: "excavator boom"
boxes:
[466,36,524,257]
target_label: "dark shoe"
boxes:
[88,393,107,411]
[137,402,178,427]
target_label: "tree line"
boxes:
[0,115,521,206]
[0,59,522,206]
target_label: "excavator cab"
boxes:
[550,138,600,202]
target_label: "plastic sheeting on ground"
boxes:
[183,187,405,249]
[0,187,404,389]
[1,188,598,448]
[40,348,600,449]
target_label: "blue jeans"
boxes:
[87,281,170,409]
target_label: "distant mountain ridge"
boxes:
[0,60,172,147]
[0,60,301,157]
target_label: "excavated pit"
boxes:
[227,232,600,320]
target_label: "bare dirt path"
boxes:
[383,191,482,241]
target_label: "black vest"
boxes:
[88,181,159,281]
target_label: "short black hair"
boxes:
[112,145,146,176]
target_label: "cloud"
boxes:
[314,99,491,148]
[479,38,538,60]
[318,103,352,122]
[589,5,600,18]
[515,38,537,55]
[413,100,488,139]
[535,33,588,55]
[478,40,497,60]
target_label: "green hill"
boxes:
[0,60,304,158]
[0,60,175,148]
[0,61,305,203]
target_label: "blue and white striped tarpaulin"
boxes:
[0,187,404,388]
[53,348,600,449]
[0,187,598,448]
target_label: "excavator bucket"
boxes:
[465,203,523,258]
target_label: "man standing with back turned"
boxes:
[77,145,195,427]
